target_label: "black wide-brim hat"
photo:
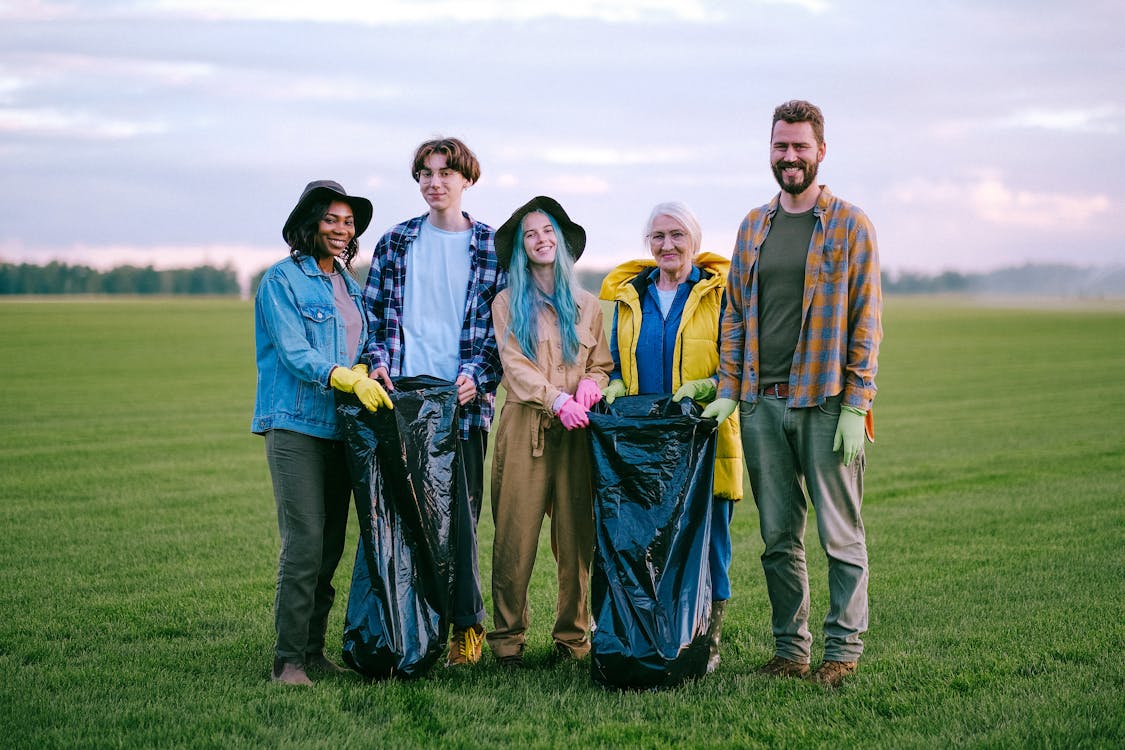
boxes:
[282,180,373,243]
[494,195,586,270]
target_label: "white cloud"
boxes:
[17,53,217,85]
[2,0,832,23]
[128,0,724,24]
[890,171,1111,230]
[997,106,1118,134]
[0,107,167,138]
[540,145,700,166]
[544,175,612,194]
[931,105,1120,138]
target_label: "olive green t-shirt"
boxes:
[757,207,816,386]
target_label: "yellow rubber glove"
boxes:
[700,397,737,423]
[351,363,369,377]
[833,405,866,466]
[329,366,393,412]
[602,379,627,404]
[673,378,717,403]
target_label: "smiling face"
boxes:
[417,152,471,213]
[648,214,695,283]
[314,200,355,263]
[521,211,558,269]
[770,119,826,197]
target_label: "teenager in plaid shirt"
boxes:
[361,137,506,666]
[704,100,882,689]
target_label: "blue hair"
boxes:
[506,211,581,364]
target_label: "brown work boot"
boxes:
[446,623,485,666]
[808,660,858,688]
[305,652,349,674]
[753,655,810,678]
[271,659,313,686]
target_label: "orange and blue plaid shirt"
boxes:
[717,186,882,410]
[361,212,507,438]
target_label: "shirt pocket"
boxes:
[298,302,337,351]
[577,327,598,364]
[820,241,847,291]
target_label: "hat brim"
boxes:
[282,184,373,243]
[494,196,586,270]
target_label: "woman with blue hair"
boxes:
[485,196,613,668]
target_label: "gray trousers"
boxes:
[739,393,868,663]
[265,429,351,663]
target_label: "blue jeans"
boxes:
[710,499,734,601]
[739,393,868,663]
[265,429,351,663]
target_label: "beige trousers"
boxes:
[487,402,595,658]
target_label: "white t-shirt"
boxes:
[401,219,471,380]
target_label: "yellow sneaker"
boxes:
[446,623,485,666]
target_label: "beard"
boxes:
[771,158,819,196]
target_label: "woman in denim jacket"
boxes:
[252,180,390,686]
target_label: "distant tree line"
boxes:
[0,261,240,295]
[6,260,1123,298]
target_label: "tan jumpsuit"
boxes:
[486,287,612,658]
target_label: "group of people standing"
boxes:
[251,99,882,690]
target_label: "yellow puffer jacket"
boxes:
[599,252,743,501]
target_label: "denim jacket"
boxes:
[252,253,367,439]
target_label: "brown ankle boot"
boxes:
[705,600,726,674]
[271,658,313,686]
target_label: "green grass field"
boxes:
[1,296,1122,749]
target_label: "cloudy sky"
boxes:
[2,0,1121,287]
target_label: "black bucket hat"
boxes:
[494,195,586,270]
[282,180,373,243]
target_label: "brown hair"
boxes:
[411,137,481,183]
[772,100,825,145]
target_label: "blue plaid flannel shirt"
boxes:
[361,212,507,438]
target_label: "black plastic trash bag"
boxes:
[336,376,461,680]
[587,395,718,690]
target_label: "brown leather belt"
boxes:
[760,383,789,398]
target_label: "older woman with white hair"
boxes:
[598,201,743,673]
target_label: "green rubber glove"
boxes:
[602,379,627,404]
[701,397,737,423]
[833,405,866,466]
[673,378,717,403]
[329,365,393,412]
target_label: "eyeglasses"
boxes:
[418,168,458,183]
[647,230,687,245]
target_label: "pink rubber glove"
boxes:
[574,378,602,410]
[556,397,589,430]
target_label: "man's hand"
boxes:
[833,406,866,466]
[371,366,394,391]
[455,374,477,406]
